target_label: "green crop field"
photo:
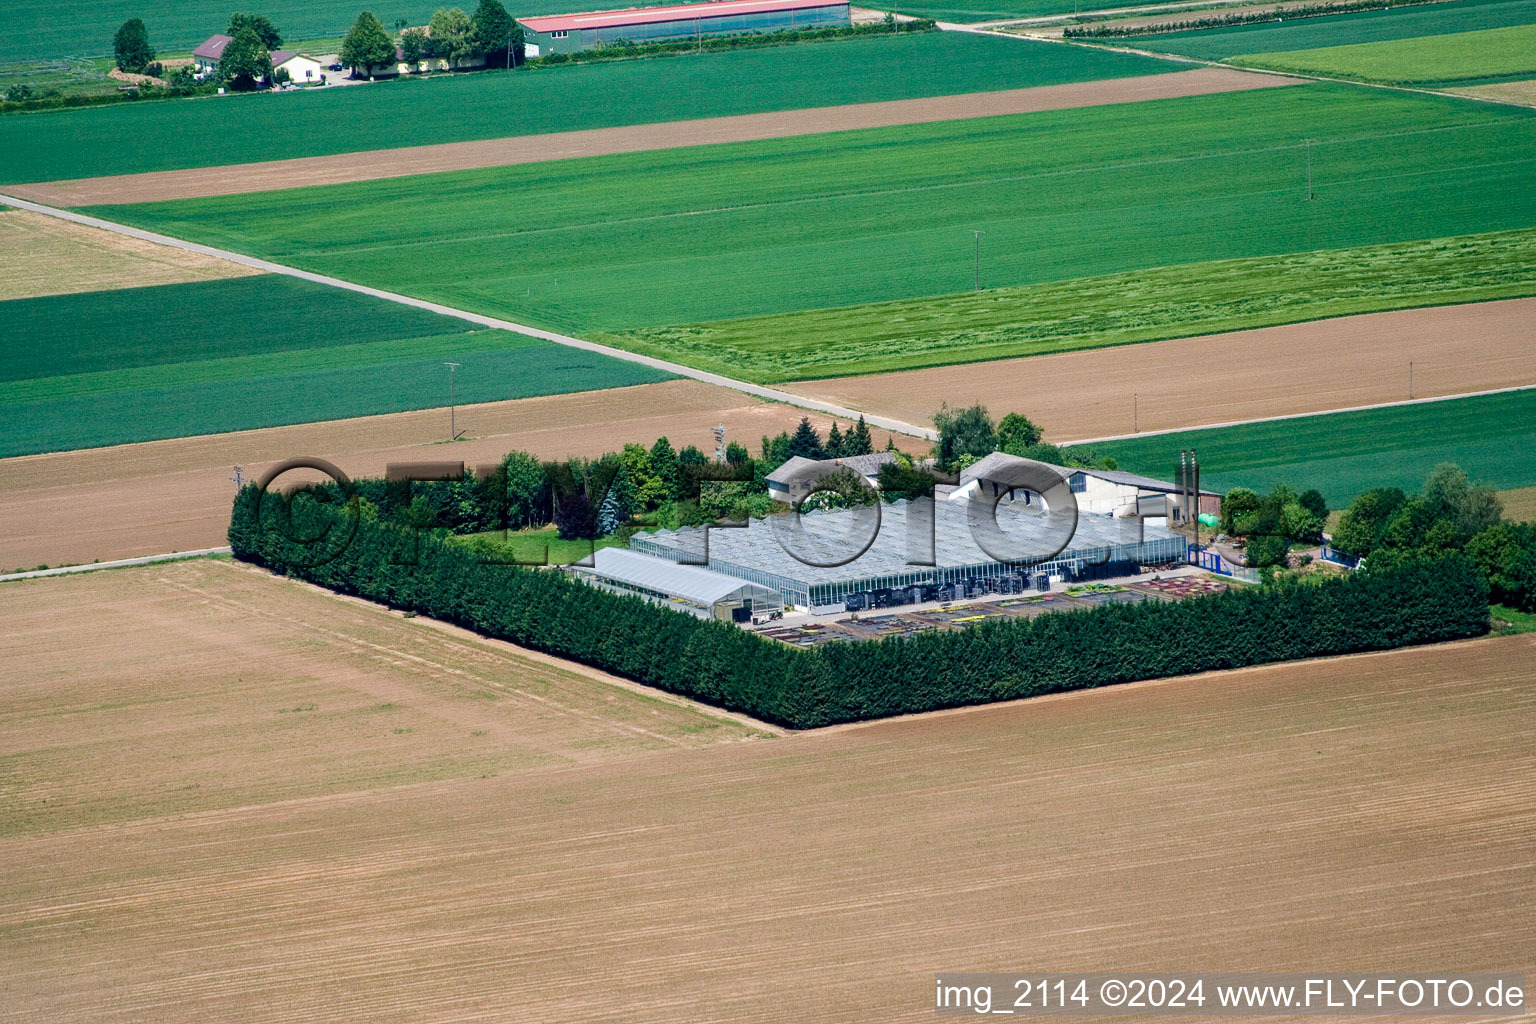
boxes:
[0,276,671,455]
[89,85,1536,360]
[0,33,1167,185]
[604,229,1536,381]
[1086,388,1536,507]
[1,0,604,63]
[1125,0,1536,61]
[1237,24,1536,86]
[859,0,1171,24]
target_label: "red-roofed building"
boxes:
[517,0,849,55]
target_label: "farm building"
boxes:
[517,0,851,55]
[192,35,325,83]
[765,451,897,504]
[631,494,1185,612]
[573,546,784,621]
[957,453,1221,527]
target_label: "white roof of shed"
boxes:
[587,547,775,604]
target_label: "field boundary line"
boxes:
[0,546,231,583]
[1065,382,1536,445]
[0,194,938,441]
[215,558,791,736]
[964,21,1536,111]
[800,632,1531,735]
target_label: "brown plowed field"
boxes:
[5,68,1296,206]
[0,560,766,839]
[786,298,1536,441]
[0,379,851,571]
[0,209,260,300]
[3,595,1531,1022]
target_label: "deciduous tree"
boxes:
[227,12,282,48]
[220,26,273,89]
[113,18,155,73]
[341,11,397,75]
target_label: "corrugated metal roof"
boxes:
[635,497,1179,588]
[586,547,775,604]
[766,452,896,486]
[519,0,845,34]
[193,34,232,60]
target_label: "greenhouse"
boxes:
[631,496,1184,611]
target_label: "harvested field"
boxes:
[3,630,1531,1021]
[1454,78,1536,105]
[785,298,1536,440]
[0,209,258,300]
[5,68,1291,207]
[0,379,873,571]
[0,560,767,838]
[1499,485,1536,521]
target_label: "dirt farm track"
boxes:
[2,68,1295,206]
[787,298,1536,440]
[2,560,1532,1023]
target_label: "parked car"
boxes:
[328,62,344,71]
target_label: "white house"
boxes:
[765,452,898,504]
[192,34,232,75]
[192,35,326,84]
[271,50,326,84]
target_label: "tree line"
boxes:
[229,483,1491,729]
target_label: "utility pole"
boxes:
[1133,392,1138,434]
[972,229,982,292]
[1408,360,1414,399]
[230,465,244,493]
[1303,138,1316,201]
[444,361,461,441]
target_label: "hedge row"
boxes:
[231,486,1489,728]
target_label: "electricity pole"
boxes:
[444,361,461,441]
[1303,138,1315,201]
[972,229,982,292]
[1408,360,1414,399]
[1133,393,1138,433]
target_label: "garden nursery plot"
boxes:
[1088,387,1536,506]
[88,84,1536,349]
[0,33,1167,185]
[0,275,671,455]
[1124,0,1536,61]
[1236,23,1536,86]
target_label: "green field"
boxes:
[1125,0,1536,61]
[604,229,1536,381]
[861,0,1171,23]
[1237,24,1536,85]
[0,33,1168,185]
[1087,388,1536,506]
[89,85,1536,354]
[0,276,671,455]
[0,0,610,63]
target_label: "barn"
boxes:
[517,0,851,55]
